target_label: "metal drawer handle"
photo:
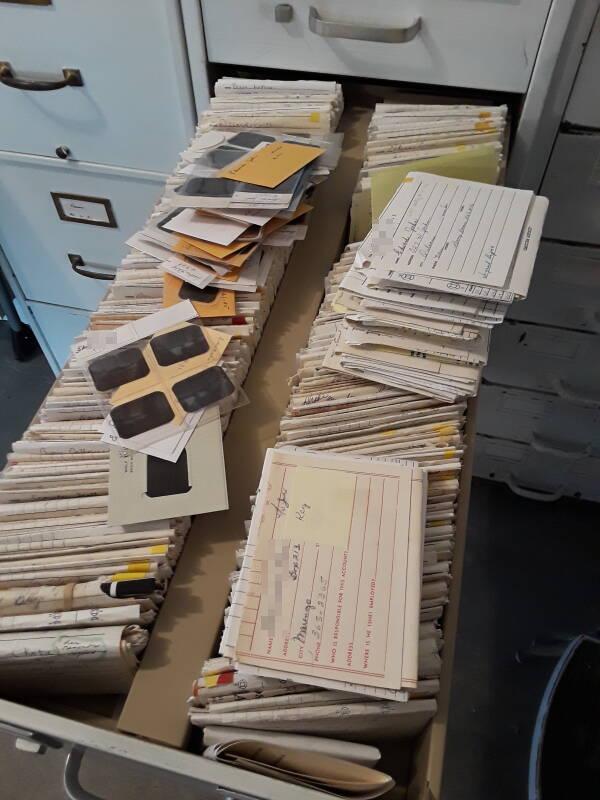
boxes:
[531,434,589,460]
[552,377,600,408]
[0,61,83,91]
[507,475,564,502]
[308,5,421,43]
[64,746,103,800]
[68,253,116,281]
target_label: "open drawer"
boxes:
[0,103,476,800]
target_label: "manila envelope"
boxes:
[163,273,236,318]
[218,141,324,188]
[174,239,258,269]
[210,740,394,799]
[175,234,251,260]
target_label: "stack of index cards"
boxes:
[325,173,548,402]
[201,78,344,134]
[188,244,452,740]
[360,102,506,180]
[0,78,343,696]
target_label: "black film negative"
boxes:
[200,146,247,169]
[228,132,276,148]
[178,282,220,304]
[150,325,209,367]
[111,392,174,439]
[88,347,149,392]
[175,176,238,199]
[172,365,235,412]
[146,450,191,498]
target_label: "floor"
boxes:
[0,320,598,799]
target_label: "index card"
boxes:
[278,466,355,547]
[219,141,324,188]
[227,448,427,693]
[162,208,250,246]
[370,173,534,289]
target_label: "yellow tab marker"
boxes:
[435,424,456,436]
[126,561,150,572]
[110,571,149,581]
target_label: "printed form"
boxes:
[224,449,426,694]
[370,172,534,291]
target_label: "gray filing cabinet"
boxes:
[476,8,600,501]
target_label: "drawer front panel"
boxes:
[474,435,600,502]
[484,321,600,400]
[28,300,90,372]
[0,0,194,171]
[0,152,164,311]
[565,10,600,129]
[200,0,550,93]
[508,241,600,332]
[477,383,600,454]
[541,133,600,246]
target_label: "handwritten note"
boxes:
[278,466,355,547]
[371,172,534,290]
[227,448,427,694]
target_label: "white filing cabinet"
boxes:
[0,0,202,371]
[200,0,551,92]
[0,1,598,798]
[477,6,600,500]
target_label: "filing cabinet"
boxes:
[507,241,600,333]
[540,132,600,246]
[0,0,199,371]
[0,3,598,799]
[477,383,600,456]
[27,300,90,367]
[477,6,600,499]
[485,321,600,400]
[474,434,600,502]
[0,153,165,313]
[564,8,600,130]
[200,0,551,93]
[0,0,195,172]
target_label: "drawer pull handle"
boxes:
[64,746,102,800]
[68,253,115,281]
[507,475,564,502]
[308,6,421,43]
[531,434,588,460]
[0,61,83,91]
[552,378,600,408]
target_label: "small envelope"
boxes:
[218,141,324,188]
[163,273,236,318]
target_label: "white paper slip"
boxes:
[125,232,214,283]
[369,172,535,289]
[224,448,427,693]
[78,300,198,361]
[162,208,250,245]
[160,258,216,289]
[100,408,203,464]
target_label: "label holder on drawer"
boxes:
[51,193,117,228]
